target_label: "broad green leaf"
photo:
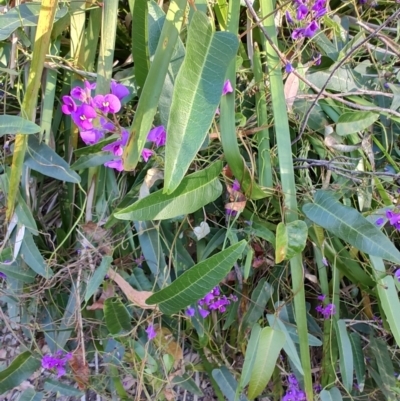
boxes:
[70,152,115,170]
[164,11,238,193]
[18,388,44,401]
[303,190,400,264]
[146,241,246,314]
[85,256,113,303]
[370,256,400,347]
[241,279,273,332]
[20,231,54,278]
[0,260,36,283]
[212,367,249,401]
[266,315,304,375]
[275,220,308,263]
[336,112,379,136]
[44,379,84,396]
[334,320,353,392]
[0,115,41,136]
[122,0,187,170]
[370,336,396,392]
[25,136,80,183]
[0,351,41,394]
[0,3,67,40]
[172,373,204,396]
[319,387,343,401]
[115,161,223,221]
[248,327,286,399]
[307,66,366,92]
[104,298,132,335]
[239,324,262,389]
[349,333,365,392]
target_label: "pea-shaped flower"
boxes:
[93,94,121,114]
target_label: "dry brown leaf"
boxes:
[225,200,246,213]
[155,327,183,369]
[87,283,115,310]
[163,387,176,401]
[81,221,108,242]
[69,347,90,390]
[284,73,299,112]
[108,269,156,310]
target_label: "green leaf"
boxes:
[164,11,238,193]
[336,111,379,136]
[319,387,343,401]
[303,190,400,264]
[241,279,273,332]
[104,298,132,335]
[85,256,113,303]
[239,323,262,390]
[146,240,246,315]
[248,327,286,399]
[212,367,249,401]
[0,3,67,40]
[266,315,304,375]
[334,319,353,392]
[0,115,41,136]
[0,260,36,283]
[115,161,223,221]
[18,388,44,401]
[370,256,400,347]
[70,152,115,170]
[172,373,203,396]
[25,136,80,183]
[349,333,365,392]
[43,379,84,396]
[370,336,396,392]
[275,220,308,263]
[20,231,54,278]
[0,351,41,394]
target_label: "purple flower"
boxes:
[317,294,326,301]
[71,104,97,130]
[286,10,294,24]
[41,351,72,378]
[145,324,157,340]
[198,308,210,318]
[212,287,220,296]
[70,86,86,102]
[147,126,166,147]
[386,210,400,229]
[394,269,400,282]
[322,257,329,266]
[296,4,308,20]
[0,272,6,279]
[134,254,145,267]
[226,208,237,217]
[303,21,319,38]
[313,53,322,66]
[185,307,195,317]
[292,28,304,40]
[317,303,336,319]
[93,94,121,114]
[104,158,124,172]
[111,81,130,100]
[222,79,233,95]
[80,128,104,145]
[141,148,153,162]
[285,63,294,73]
[312,0,326,11]
[100,118,116,132]
[375,217,384,226]
[61,96,77,115]
[103,134,127,156]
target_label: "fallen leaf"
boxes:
[69,347,90,390]
[108,269,155,309]
[284,72,299,112]
[225,200,246,213]
[155,327,184,369]
[87,283,115,310]
[81,221,108,243]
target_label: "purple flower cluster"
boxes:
[61,80,167,172]
[282,374,306,401]
[0,271,6,280]
[146,324,157,341]
[185,287,238,318]
[41,350,72,378]
[315,295,336,319]
[287,0,327,40]
[394,269,400,282]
